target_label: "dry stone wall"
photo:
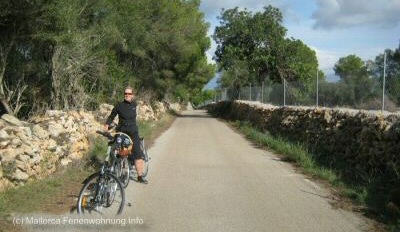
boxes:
[207,100,400,209]
[0,101,174,191]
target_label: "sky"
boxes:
[201,0,400,87]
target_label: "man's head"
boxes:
[124,86,135,102]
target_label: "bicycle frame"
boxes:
[83,166,116,213]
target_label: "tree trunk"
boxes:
[0,38,16,115]
[51,46,61,109]
[0,54,12,116]
[0,98,13,115]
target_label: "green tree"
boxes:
[282,38,318,82]
[0,0,215,117]
[103,0,214,101]
[0,0,50,114]
[334,55,368,81]
[190,89,214,107]
[219,60,250,99]
[372,48,400,104]
[334,55,376,106]
[213,6,318,86]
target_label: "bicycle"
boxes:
[76,164,125,215]
[96,130,131,188]
[76,129,134,215]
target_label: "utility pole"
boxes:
[249,83,252,101]
[283,78,286,107]
[261,81,264,103]
[382,51,387,111]
[316,70,319,107]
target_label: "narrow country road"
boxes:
[25,109,369,232]
[122,109,368,232]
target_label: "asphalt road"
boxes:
[24,109,369,232]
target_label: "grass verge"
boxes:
[230,120,399,231]
[0,161,94,232]
[233,121,340,185]
[0,111,177,231]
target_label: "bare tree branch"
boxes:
[3,72,28,115]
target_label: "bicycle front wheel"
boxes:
[77,172,125,215]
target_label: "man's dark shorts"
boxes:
[123,130,144,162]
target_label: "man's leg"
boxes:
[135,158,144,177]
[132,131,147,184]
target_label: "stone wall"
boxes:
[0,101,174,191]
[207,100,400,208]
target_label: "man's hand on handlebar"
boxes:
[104,122,116,132]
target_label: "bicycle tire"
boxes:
[77,171,125,215]
[115,158,130,188]
[142,147,149,177]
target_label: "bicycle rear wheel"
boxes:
[141,143,149,177]
[115,158,130,188]
[77,172,125,215]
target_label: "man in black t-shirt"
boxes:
[104,86,148,184]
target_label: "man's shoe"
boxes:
[137,176,148,184]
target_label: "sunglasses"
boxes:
[124,92,133,95]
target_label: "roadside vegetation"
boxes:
[0,1,214,118]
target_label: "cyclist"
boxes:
[103,86,148,184]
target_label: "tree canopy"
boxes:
[372,47,400,104]
[0,0,215,117]
[334,55,368,80]
[213,5,318,89]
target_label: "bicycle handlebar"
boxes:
[96,130,114,141]
[96,122,117,140]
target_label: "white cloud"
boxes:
[206,40,217,64]
[310,47,342,82]
[312,0,400,29]
[311,47,339,70]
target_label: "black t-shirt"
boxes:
[106,100,138,132]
